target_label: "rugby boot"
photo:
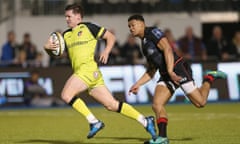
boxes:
[144,136,169,144]
[204,70,227,79]
[145,116,157,140]
[204,70,227,83]
[87,121,105,139]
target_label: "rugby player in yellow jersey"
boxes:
[44,3,157,140]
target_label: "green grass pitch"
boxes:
[0,103,239,144]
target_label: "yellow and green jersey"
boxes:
[63,22,106,72]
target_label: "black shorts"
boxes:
[158,58,194,94]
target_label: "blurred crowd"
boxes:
[175,26,240,62]
[0,31,43,68]
[1,25,240,68]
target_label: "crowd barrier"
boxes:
[0,62,239,107]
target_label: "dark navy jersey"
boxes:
[141,27,180,73]
[141,27,193,88]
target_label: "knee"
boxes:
[104,104,114,111]
[61,91,71,103]
[152,102,164,112]
[104,101,118,112]
[194,101,206,108]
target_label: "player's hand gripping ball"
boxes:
[45,32,65,57]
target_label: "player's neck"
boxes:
[72,25,79,30]
[139,29,145,38]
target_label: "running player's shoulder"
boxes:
[148,27,165,39]
[81,22,104,38]
[62,28,72,36]
[80,22,91,26]
[81,22,100,27]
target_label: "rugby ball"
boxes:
[46,32,65,57]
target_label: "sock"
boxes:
[86,114,99,124]
[203,75,214,84]
[157,117,168,137]
[69,97,98,124]
[117,102,146,127]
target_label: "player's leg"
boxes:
[182,70,227,108]
[174,60,207,107]
[197,70,227,103]
[90,86,157,139]
[61,74,102,138]
[61,74,88,103]
[181,81,206,108]
[176,60,226,108]
[147,83,172,144]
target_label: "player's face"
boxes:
[128,20,144,38]
[65,10,82,28]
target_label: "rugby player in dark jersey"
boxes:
[127,14,226,144]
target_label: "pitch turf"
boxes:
[0,103,239,144]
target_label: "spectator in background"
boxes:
[33,52,44,67]
[19,33,38,62]
[206,26,230,61]
[107,29,122,65]
[1,31,18,66]
[24,70,46,106]
[13,49,27,68]
[121,34,144,65]
[164,28,181,56]
[230,31,240,60]
[177,26,207,61]
[15,32,44,68]
[24,70,53,107]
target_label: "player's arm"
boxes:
[44,36,58,50]
[137,72,153,86]
[129,66,156,95]
[136,64,157,86]
[129,72,151,95]
[157,37,174,74]
[43,36,60,58]
[100,30,116,64]
[85,22,116,64]
[157,37,182,84]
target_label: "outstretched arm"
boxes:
[129,67,156,95]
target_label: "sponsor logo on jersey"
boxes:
[179,77,187,83]
[78,31,82,37]
[143,38,147,44]
[68,41,88,48]
[93,71,99,79]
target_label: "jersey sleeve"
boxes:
[85,22,107,39]
[149,27,165,45]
